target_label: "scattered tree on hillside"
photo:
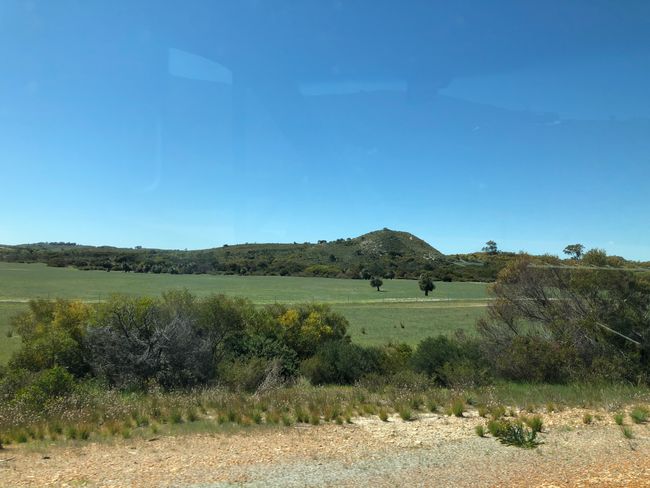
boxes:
[482,240,498,255]
[563,243,585,260]
[418,272,435,296]
[370,277,383,291]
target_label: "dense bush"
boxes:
[14,366,75,410]
[1,293,353,401]
[411,335,488,387]
[84,293,215,389]
[258,303,350,359]
[300,341,382,385]
[9,299,90,376]
[490,335,572,383]
[478,252,650,384]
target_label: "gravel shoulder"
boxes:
[3,409,650,487]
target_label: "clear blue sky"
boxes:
[1,1,650,259]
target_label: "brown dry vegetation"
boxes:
[3,406,650,487]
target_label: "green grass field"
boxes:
[0,262,488,303]
[0,262,490,363]
[335,301,487,346]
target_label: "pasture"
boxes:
[0,262,490,363]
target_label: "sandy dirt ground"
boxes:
[2,409,650,487]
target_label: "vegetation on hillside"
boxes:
[5,230,643,282]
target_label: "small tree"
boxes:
[370,277,383,291]
[418,272,435,296]
[482,240,498,255]
[563,243,584,260]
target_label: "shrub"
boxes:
[15,366,75,409]
[522,415,543,433]
[622,426,634,439]
[399,406,414,421]
[490,335,571,384]
[411,335,487,387]
[630,406,649,424]
[9,299,91,377]
[450,399,465,417]
[475,425,486,437]
[300,341,381,385]
[217,357,271,392]
[487,419,507,437]
[262,303,349,359]
[378,409,389,422]
[411,336,461,381]
[614,413,625,425]
[0,368,33,403]
[493,420,540,449]
[582,413,593,424]
[490,405,506,419]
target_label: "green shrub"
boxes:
[493,420,540,448]
[475,425,486,437]
[411,335,487,387]
[378,409,389,422]
[217,357,269,392]
[169,410,183,424]
[491,335,571,384]
[630,406,649,424]
[614,413,625,425]
[411,336,461,382]
[66,426,78,440]
[9,299,90,377]
[490,405,506,419]
[300,341,381,385]
[399,406,414,421]
[523,415,543,433]
[622,426,634,439]
[79,425,91,440]
[450,399,465,417]
[582,413,593,424]
[15,366,75,409]
[487,419,507,437]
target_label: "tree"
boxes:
[418,272,435,296]
[477,253,650,382]
[563,243,584,260]
[370,277,383,291]
[482,240,498,255]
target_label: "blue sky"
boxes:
[1,1,650,259]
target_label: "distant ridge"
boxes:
[3,229,645,282]
[0,228,449,280]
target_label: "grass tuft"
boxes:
[629,406,649,424]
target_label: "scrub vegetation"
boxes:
[2,243,650,451]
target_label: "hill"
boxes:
[0,228,449,280]
[3,229,646,282]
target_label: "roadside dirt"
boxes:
[2,408,650,487]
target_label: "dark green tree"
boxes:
[482,240,498,255]
[418,272,435,296]
[563,243,584,260]
[370,277,383,291]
